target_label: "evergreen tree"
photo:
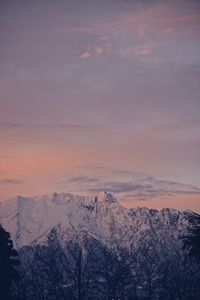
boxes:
[0,225,20,300]
[182,213,200,263]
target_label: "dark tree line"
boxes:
[0,225,20,300]
[0,214,200,300]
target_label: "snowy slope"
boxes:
[0,192,194,249]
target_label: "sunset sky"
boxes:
[0,0,200,211]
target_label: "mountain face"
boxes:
[0,192,193,249]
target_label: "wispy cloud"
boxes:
[0,179,24,185]
[67,176,100,184]
[63,169,200,202]
[0,122,101,130]
[87,179,200,199]
[80,44,112,59]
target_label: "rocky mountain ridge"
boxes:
[0,192,194,249]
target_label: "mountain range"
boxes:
[0,192,194,249]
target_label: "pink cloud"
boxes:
[80,44,112,59]
[80,51,91,59]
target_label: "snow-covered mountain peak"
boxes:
[95,191,118,204]
[93,192,119,212]
[0,191,196,249]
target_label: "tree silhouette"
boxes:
[0,225,20,300]
[182,213,200,263]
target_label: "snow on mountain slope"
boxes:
[0,192,194,249]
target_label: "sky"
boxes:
[0,0,200,211]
